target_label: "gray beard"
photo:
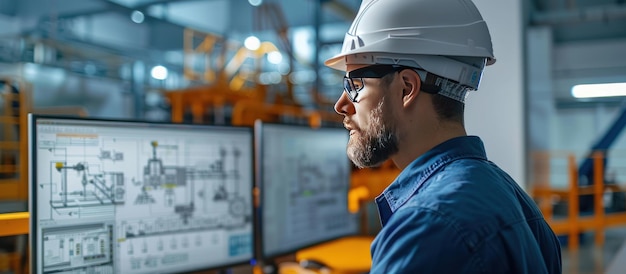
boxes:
[347,100,399,168]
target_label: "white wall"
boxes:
[465,0,525,187]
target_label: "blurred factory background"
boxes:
[1,0,626,273]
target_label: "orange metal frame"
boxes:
[531,151,626,251]
[230,100,341,128]
[0,77,32,201]
[0,212,29,237]
[0,212,28,274]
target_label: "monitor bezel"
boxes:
[253,120,357,262]
[29,114,257,274]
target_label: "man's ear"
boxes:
[399,69,421,108]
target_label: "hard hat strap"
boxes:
[416,69,471,103]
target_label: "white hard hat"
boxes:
[325,0,496,90]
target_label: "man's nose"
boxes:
[334,92,355,116]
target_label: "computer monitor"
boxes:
[254,121,359,261]
[28,115,254,274]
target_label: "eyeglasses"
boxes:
[343,65,407,102]
[342,65,441,102]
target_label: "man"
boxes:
[325,0,562,273]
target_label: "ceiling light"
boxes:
[249,0,263,6]
[151,65,168,80]
[244,36,261,51]
[131,10,145,24]
[571,83,626,98]
[267,51,283,64]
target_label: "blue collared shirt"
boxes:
[371,136,562,273]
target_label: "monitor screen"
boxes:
[29,115,254,274]
[255,121,358,259]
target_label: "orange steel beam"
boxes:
[0,212,29,237]
[168,92,184,123]
[605,213,626,226]
[567,153,580,250]
[164,85,264,124]
[593,151,605,247]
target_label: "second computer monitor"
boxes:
[255,121,359,260]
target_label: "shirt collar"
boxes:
[375,136,488,225]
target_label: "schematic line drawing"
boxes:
[290,155,348,199]
[34,121,255,274]
[132,141,249,226]
[51,161,125,209]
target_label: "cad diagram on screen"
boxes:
[281,152,353,243]
[35,123,253,274]
[260,126,357,257]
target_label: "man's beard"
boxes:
[347,99,399,168]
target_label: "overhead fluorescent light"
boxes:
[571,83,626,98]
[244,36,261,51]
[131,10,144,24]
[150,65,168,80]
[249,0,263,6]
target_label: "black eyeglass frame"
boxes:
[342,65,440,102]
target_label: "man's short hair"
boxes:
[381,72,464,124]
[432,94,464,124]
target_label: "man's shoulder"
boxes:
[403,159,502,208]
[398,162,529,229]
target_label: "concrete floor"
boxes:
[561,228,626,274]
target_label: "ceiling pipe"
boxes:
[531,4,626,25]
